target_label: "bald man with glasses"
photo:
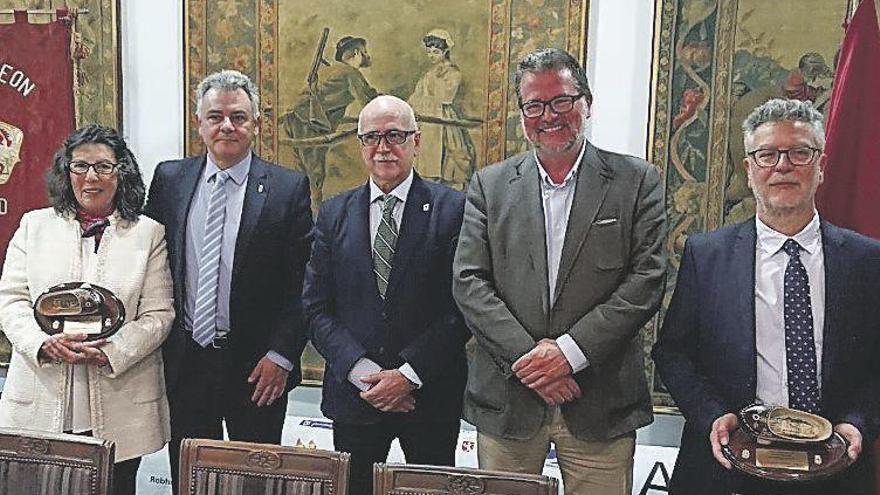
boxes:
[302,95,469,495]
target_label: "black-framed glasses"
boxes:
[358,130,417,147]
[68,160,118,175]
[747,147,821,168]
[520,93,586,118]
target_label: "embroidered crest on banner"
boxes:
[0,121,24,185]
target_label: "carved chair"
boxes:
[0,427,114,495]
[373,463,559,495]
[180,438,350,495]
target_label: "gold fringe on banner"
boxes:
[0,8,88,18]
[69,10,83,127]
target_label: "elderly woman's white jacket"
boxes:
[0,207,174,461]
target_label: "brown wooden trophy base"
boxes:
[33,282,125,341]
[722,404,853,482]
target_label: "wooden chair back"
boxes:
[180,438,350,495]
[373,463,559,495]
[0,427,114,495]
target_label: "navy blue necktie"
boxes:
[782,239,820,413]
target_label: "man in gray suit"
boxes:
[452,48,666,495]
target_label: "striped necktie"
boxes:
[192,170,230,347]
[372,195,400,299]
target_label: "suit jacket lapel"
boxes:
[819,221,847,392]
[233,156,268,279]
[734,221,759,397]
[510,154,551,315]
[385,175,429,303]
[553,142,612,306]
[171,156,204,288]
[350,183,375,295]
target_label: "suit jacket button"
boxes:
[379,346,386,355]
[381,311,388,320]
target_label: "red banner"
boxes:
[0,10,75,269]
[816,0,880,238]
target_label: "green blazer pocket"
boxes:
[465,347,508,413]
[589,221,625,271]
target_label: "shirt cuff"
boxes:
[266,351,294,372]
[556,334,589,373]
[348,357,383,392]
[398,362,423,389]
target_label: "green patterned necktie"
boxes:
[372,195,400,298]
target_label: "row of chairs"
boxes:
[0,427,559,494]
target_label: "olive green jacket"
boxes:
[452,141,667,440]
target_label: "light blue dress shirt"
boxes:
[184,153,292,370]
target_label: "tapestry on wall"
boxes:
[185,0,589,383]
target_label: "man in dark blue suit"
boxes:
[145,70,313,493]
[653,98,880,494]
[303,95,469,495]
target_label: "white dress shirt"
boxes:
[535,143,589,373]
[347,170,423,391]
[754,213,825,406]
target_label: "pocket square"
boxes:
[594,217,618,226]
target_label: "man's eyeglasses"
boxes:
[68,160,118,175]
[520,93,586,119]
[747,147,821,168]
[358,130,417,147]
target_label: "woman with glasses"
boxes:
[407,28,476,190]
[0,124,174,495]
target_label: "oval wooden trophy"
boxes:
[722,403,852,482]
[33,282,125,341]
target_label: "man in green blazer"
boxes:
[452,48,667,495]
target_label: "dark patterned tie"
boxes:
[782,239,821,413]
[372,195,399,299]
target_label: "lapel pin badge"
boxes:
[258,183,265,193]
[423,203,430,212]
